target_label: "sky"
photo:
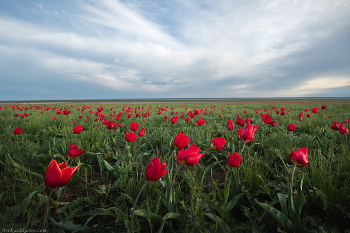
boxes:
[1,0,350,100]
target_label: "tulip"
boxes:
[125,132,137,142]
[72,125,83,134]
[270,121,277,127]
[44,159,79,189]
[321,105,327,109]
[226,120,234,130]
[138,128,145,137]
[339,126,349,135]
[186,117,190,121]
[145,157,168,182]
[307,114,311,118]
[67,142,85,158]
[331,122,341,131]
[227,152,242,167]
[195,118,205,126]
[289,148,308,167]
[106,121,117,129]
[240,124,258,143]
[312,108,318,113]
[170,116,178,124]
[177,144,205,166]
[211,137,226,150]
[164,115,168,120]
[13,127,24,135]
[287,124,296,132]
[304,108,308,112]
[174,131,190,149]
[237,127,242,138]
[298,117,303,121]
[262,114,272,124]
[130,121,139,131]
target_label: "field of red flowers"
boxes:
[0,100,349,232]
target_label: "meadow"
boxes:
[0,99,349,233]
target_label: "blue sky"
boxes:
[1,0,350,100]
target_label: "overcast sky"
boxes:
[1,0,350,100]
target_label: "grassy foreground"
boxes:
[0,99,349,232]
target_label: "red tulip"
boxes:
[331,122,341,131]
[226,120,234,130]
[67,142,85,158]
[211,137,226,150]
[289,148,308,167]
[106,121,117,129]
[227,152,242,167]
[321,105,326,109]
[339,125,349,135]
[72,125,83,134]
[262,114,272,124]
[237,127,242,138]
[44,159,79,188]
[130,121,139,131]
[272,106,275,110]
[312,108,318,113]
[145,157,168,182]
[270,121,277,127]
[138,128,145,137]
[186,117,190,121]
[298,117,303,121]
[174,131,190,149]
[170,116,178,124]
[307,114,311,118]
[125,132,137,142]
[276,110,280,114]
[240,124,258,143]
[164,115,168,120]
[177,144,205,166]
[244,110,247,113]
[304,108,308,112]
[13,127,23,134]
[287,124,296,132]
[195,118,205,126]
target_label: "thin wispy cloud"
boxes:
[0,0,349,100]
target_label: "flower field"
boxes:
[0,100,349,232]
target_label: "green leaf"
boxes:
[5,154,43,180]
[50,217,89,232]
[103,159,120,179]
[277,193,288,217]
[197,161,222,185]
[162,212,183,220]
[87,152,105,181]
[134,209,163,223]
[255,200,294,233]
[293,176,305,229]
[124,219,132,233]
[204,213,232,233]
[225,194,244,214]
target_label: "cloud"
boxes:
[0,0,350,100]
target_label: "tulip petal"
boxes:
[58,167,73,187]
[44,160,62,188]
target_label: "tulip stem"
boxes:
[132,180,148,233]
[168,164,183,212]
[135,137,139,156]
[42,189,53,230]
[290,164,296,198]
[240,142,246,155]
[122,143,127,164]
[202,147,212,154]
[8,135,15,144]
